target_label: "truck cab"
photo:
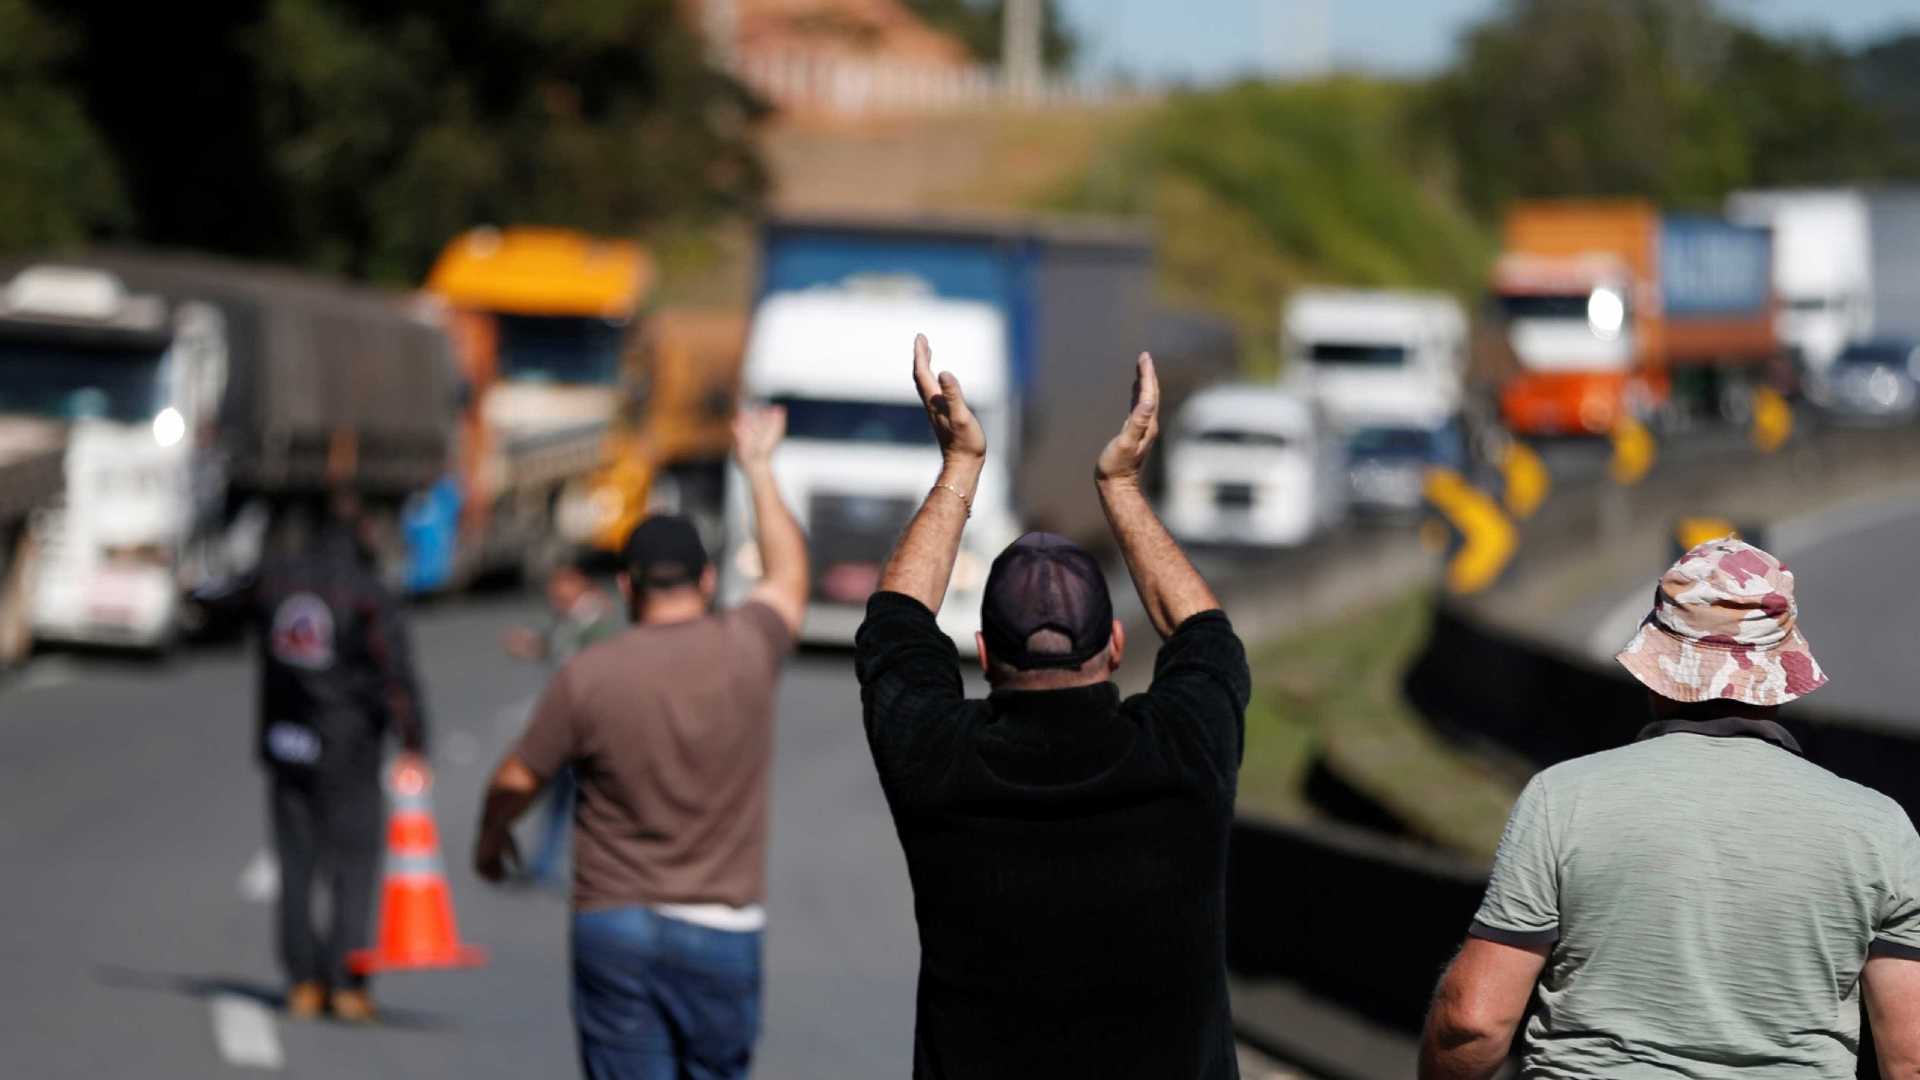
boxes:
[1285,288,1467,434]
[1284,289,1471,510]
[1727,189,1872,378]
[0,265,225,650]
[1491,254,1646,435]
[424,227,654,581]
[1164,384,1345,547]
[722,289,1017,648]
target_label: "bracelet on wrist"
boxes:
[931,481,972,518]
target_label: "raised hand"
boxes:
[1096,352,1160,485]
[912,334,987,463]
[732,404,787,470]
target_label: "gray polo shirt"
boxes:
[1473,720,1920,1078]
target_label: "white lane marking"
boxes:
[1766,487,1920,561]
[238,847,279,905]
[209,993,284,1070]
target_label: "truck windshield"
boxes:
[1499,294,1599,320]
[1187,428,1293,448]
[497,314,626,384]
[771,397,935,446]
[1837,344,1918,369]
[1349,426,1439,460]
[0,338,168,423]
[1309,343,1408,368]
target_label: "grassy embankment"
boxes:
[1237,588,1518,859]
[1049,77,1494,376]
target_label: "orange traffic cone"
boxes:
[348,762,487,974]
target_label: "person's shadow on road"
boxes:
[93,966,458,1031]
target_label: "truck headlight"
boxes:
[1587,287,1625,340]
[152,407,186,447]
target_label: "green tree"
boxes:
[34,0,764,282]
[1426,0,1741,213]
[0,0,126,252]
[1854,33,1920,172]
[251,0,767,282]
[1426,0,1906,214]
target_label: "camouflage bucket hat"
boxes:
[1615,537,1827,706]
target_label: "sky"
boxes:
[1054,0,1920,83]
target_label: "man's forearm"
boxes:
[479,785,537,836]
[1417,1033,1510,1080]
[478,756,543,834]
[1098,476,1219,638]
[878,458,982,613]
[747,462,807,595]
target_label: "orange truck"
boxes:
[1490,200,1778,436]
[414,227,745,587]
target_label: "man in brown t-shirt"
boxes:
[473,406,807,1080]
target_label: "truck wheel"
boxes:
[0,527,38,669]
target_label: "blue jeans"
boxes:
[571,906,763,1080]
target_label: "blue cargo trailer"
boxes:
[756,214,1235,543]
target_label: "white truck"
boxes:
[0,266,226,651]
[1283,289,1468,514]
[0,254,460,653]
[1163,384,1345,548]
[1284,288,1467,431]
[1726,187,1920,379]
[726,291,1016,645]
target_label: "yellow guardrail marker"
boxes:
[1500,441,1550,519]
[1751,386,1792,453]
[1675,517,1739,552]
[1425,467,1518,595]
[1609,416,1655,486]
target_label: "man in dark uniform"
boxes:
[238,496,429,1022]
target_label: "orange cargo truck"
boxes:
[1490,201,1778,437]
[424,227,655,580]
[417,228,746,585]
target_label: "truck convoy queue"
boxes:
[0,188,1915,663]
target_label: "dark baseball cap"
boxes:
[622,515,709,590]
[981,532,1114,670]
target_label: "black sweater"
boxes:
[855,592,1251,1079]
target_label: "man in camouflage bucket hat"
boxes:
[1614,537,1826,705]
[1419,537,1920,1079]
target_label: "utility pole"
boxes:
[1002,0,1043,102]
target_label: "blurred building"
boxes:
[688,0,1104,117]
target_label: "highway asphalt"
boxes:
[1776,500,1920,726]
[0,591,927,1078]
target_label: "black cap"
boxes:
[622,515,709,590]
[980,532,1113,670]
